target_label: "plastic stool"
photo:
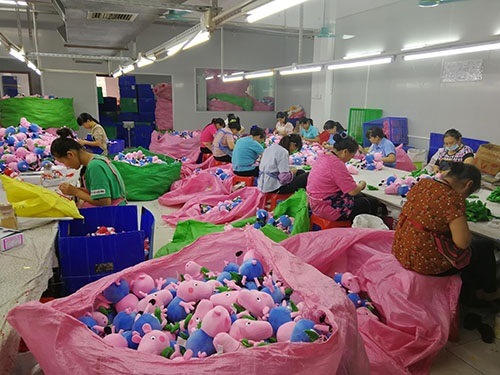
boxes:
[309,214,351,231]
[232,175,255,187]
[214,159,229,166]
[266,193,292,211]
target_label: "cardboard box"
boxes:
[0,227,24,251]
[475,143,500,176]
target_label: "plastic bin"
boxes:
[362,117,408,147]
[119,85,137,99]
[108,139,125,154]
[58,205,155,294]
[133,122,154,148]
[348,108,383,144]
[100,97,118,112]
[120,97,138,113]
[118,75,136,86]
[137,84,154,98]
[138,98,156,113]
[117,112,139,122]
[137,111,156,122]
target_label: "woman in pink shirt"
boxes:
[197,118,225,163]
[307,132,380,221]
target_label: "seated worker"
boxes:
[363,127,396,167]
[273,111,295,136]
[299,117,320,143]
[307,132,380,222]
[258,134,308,194]
[212,121,242,163]
[392,162,499,307]
[321,120,346,149]
[232,125,265,177]
[50,127,126,207]
[226,113,245,135]
[76,113,109,155]
[429,129,475,174]
[197,118,225,163]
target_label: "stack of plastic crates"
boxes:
[348,108,383,144]
[362,117,408,147]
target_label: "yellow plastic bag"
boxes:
[1,175,83,219]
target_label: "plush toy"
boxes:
[153,82,173,131]
[103,279,130,303]
[239,259,264,285]
[185,305,231,358]
[167,277,213,322]
[236,289,275,319]
[102,328,128,348]
[187,299,214,333]
[212,332,244,353]
[133,324,171,354]
[229,318,273,341]
[268,306,293,336]
[130,273,155,297]
[333,272,361,294]
[210,290,240,314]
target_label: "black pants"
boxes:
[436,237,497,295]
[196,147,213,164]
[346,194,381,221]
[234,167,259,177]
[274,170,309,194]
[214,155,232,163]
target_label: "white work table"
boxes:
[351,166,500,241]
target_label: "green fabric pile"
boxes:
[465,199,495,222]
[486,187,500,203]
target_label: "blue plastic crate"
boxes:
[120,85,137,99]
[428,132,488,161]
[2,76,17,84]
[58,206,154,294]
[133,122,154,148]
[108,139,125,154]
[137,84,154,98]
[119,75,136,86]
[100,97,118,112]
[99,116,116,127]
[138,98,156,113]
[137,111,156,122]
[117,112,139,122]
[362,117,408,147]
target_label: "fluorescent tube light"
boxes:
[222,74,244,82]
[328,57,394,70]
[279,65,322,76]
[205,75,215,80]
[401,38,460,51]
[167,43,184,56]
[26,60,37,71]
[0,1,27,6]
[34,68,41,75]
[245,70,274,79]
[343,51,382,60]
[247,0,310,24]
[136,55,156,68]
[9,47,25,62]
[112,69,123,78]
[121,64,135,74]
[183,31,210,50]
[403,41,500,61]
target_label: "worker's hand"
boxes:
[290,167,298,175]
[358,180,367,190]
[59,182,77,196]
[77,139,87,146]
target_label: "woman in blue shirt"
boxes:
[322,120,346,150]
[365,127,397,167]
[299,117,320,143]
[232,126,266,177]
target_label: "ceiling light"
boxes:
[112,69,123,78]
[418,0,440,7]
[328,56,394,70]
[343,51,382,60]
[342,35,356,40]
[183,30,210,50]
[121,63,135,74]
[403,41,500,61]
[245,70,274,79]
[136,55,156,68]
[401,38,460,51]
[167,43,184,57]
[26,60,37,70]
[205,75,215,80]
[279,65,322,76]
[222,75,244,82]
[247,0,310,24]
[9,47,25,62]
[0,1,27,6]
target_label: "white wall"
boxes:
[331,0,500,148]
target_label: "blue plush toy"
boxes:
[290,319,317,342]
[239,259,264,285]
[112,310,137,332]
[132,313,162,336]
[17,160,29,172]
[103,279,130,303]
[268,306,292,336]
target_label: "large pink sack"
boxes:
[149,130,201,162]
[162,187,265,225]
[7,228,368,375]
[395,144,416,172]
[280,228,461,375]
[159,167,234,206]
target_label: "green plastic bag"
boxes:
[0,97,78,129]
[111,147,181,201]
[155,190,310,257]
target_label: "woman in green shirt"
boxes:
[50,127,126,207]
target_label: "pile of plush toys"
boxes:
[333,272,379,321]
[113,150,165,166]
[200,196,243,214]
[379,173,432,197]
[0,117,57,176]
[168,130,200,139]
[87,226,117,236]
[212,168,230,181]
[76,253,332,360]
[253,209,294,234]
[289,144,322,166]
[1,94,58,100]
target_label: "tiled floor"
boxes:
[138,199,500,374]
